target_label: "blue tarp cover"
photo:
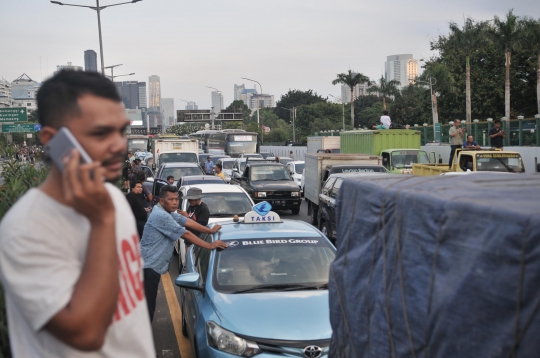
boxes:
[329,173,540,358]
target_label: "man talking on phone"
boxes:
[0,70,155,356]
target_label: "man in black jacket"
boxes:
[126,181,151,238]
[177,187,210,241]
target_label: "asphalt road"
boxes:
[151,199,312,358]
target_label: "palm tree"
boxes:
[491,9,522,119]
[522,17,540,115]
[332,70,370,128]
[448,18,489,124]
[366,76,401,110]
[418,62,454,124]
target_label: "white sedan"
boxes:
[174,184,255,270]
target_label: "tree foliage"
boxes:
[274,89,327,120]
[367,76,401,110]
[332,70,370,128]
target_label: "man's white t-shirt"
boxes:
[380,115,391,129]
[0,183,155,357]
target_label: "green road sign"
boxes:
[1,123,36,133]
[0,107,28,123]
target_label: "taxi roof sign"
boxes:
[244,201,281,223]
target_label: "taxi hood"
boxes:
[210,290,331,340]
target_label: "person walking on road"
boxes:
[449,119,466,169]
[489,119,506,149]
[380,110,392,129]
[140,185,227,322]
[177,187,211,238]
[0,70,155,357]
[204,156,215,175]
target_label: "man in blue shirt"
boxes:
[463,135,480,149]
[140,185,227,321]
[204,156,215,175]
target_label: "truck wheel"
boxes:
[291,207,300,215]
[310,205,318,226]
[320,221,329,237]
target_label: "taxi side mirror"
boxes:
[175,273,204,292]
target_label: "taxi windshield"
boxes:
[213,238,335,293]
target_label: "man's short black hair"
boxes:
[494,119,501,124]
[37,70,121,128]
[160,185,178,197]
[130,180,143,189]
[383,110,388,115]
[166,175,174,180]
[216,163,222,170]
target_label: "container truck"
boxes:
[307,136,341,153]
[340,129,430,173]
[303,152,382,225]
[146,135,199,168]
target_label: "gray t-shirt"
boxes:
[449,126,464,145]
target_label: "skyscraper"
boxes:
[185,102,198,110]
[138,82,147,110]
[115,81,140,109]
[211,91,223,113]
[148,75,161,110]
[161,98,175,128]
[385,54,418,90]
[84,50,98,72]
[234,84,245,101]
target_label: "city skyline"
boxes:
[1,0,537,114]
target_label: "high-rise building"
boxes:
[54,62,84,75]
[84,50,98,72]
[234,84,245,101]
[138,82,147,109]
[0,79,13,108]
[211,91,223,114]
[11,74,40,112]
[161,98,175,128]
[148,75,161,110]
[185,102,198,110]
[385,54,418,89]
[246,94,274,110]
[340,80,372,103]
[115,81,140,109]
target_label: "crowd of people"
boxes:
[0,144,43,163]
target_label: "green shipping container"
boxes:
[340,130,421,154]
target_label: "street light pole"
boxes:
[241,77,264,141]
[104,63,122,80]
[280,107,296,142]
[106,72,135,81]
[50,0,142,76]
[329,94,345,131]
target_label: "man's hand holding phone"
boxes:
[62,149,114,224]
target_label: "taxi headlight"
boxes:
[206,321,261,357]
[255,192,266,198]
[291,191,300,197]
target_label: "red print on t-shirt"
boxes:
[114,235,144,321]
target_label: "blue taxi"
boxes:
[176,202,335,357]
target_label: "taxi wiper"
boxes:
[232,284,308,294]
[282,283,329,291]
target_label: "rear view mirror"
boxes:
[152,178,169,197]
[151,163,156,170]
[175,273,203,292]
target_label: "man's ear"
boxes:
[39,126,58,146]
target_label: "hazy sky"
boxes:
[1,0,538,112]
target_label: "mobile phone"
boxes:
[45,127,93,173]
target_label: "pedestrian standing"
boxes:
[140,185,227,321]
[489,119,506,149]
[215,163,226,180]
[448,119,466,169]
[126,181,151,239]
[204,156,215,175]
[0,70,154,356]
